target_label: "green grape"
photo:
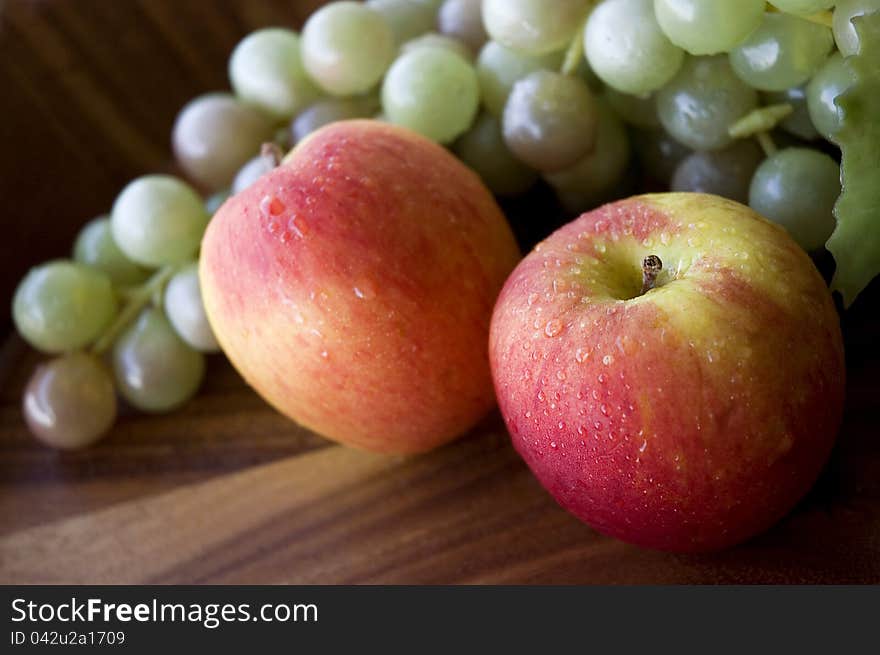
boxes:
[301,1,394,96]
[13,261,117,354]
[365,0,436,47]
[229,28,320,120]
[437,0,487,53]
[762,86,819,140]
[502,71,598,172]
[232,154,275,194]
[729,13,834,92]
[604,88,660,128]
[291,95,380,143]
[382,46,479,143]
[475,41,564,117]
[632,128,692,183]
[482,0,591,56]
[584,0,684,95]
[654,0,765,55]
[172,93,275,191]
[671,139,764,204]
[205,190,231,215]
[544,102,631,212]
[401,33,474,61]
[22,352,116,450]
[113,308,206,413]
[164,263,219,353]
[73,217,150,286]
[807,52,855,139]
[771,0,835,14]
[453,113,538,196]
[111,175,209,268]
[748,147,840,251]
[833,0,880,55]
[656,55,758,151]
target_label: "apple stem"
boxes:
[261,142,283,168]
[641,255,663,294]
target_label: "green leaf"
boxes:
[827,11,880,307]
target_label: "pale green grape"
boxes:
[503,71,598,172]
[729,13,834,92]
[401,32,474,60]
[111,175,209,267]
[475,41,564,117]
[633,128,692,183]
[604,88,660,128]
[382,46,479,143]
[453,113,538,196]
[749,147,840,251]
[229,28,320,120]
[291,95,380,143]
[671,139,764,203]
[22,352,116,450]
[366,0,436,46]
[771,0,835,14]
[164,263,219,353]
[172,93,275,191]
[584,0,684,95]
[807,52,855,139]
[205,190,230,215]
[73,217,150,286]
[13,261,117,354]
[482,0,591,55]
[654,0,765,55]
[437,0,487,53]
[833,0,880,55]
[656,55,758,151]
[544,102,631,212]
[301,1,394,96]
[762,86,819,140]
[232,154,275,194]
[113,308,206,413]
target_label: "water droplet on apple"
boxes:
[524,410,532,419]
[597,373,605,384]
[639,439,647,453]
[556,370,566,381]
[544,319,562,337]
[575,348,589,363]
[260,194,285,217]
[537,390,546,402]
[550,441,558,449]
[600,404,609,416]
[602,354,613,366]
[527,293,539,306]
[557,421,565,430]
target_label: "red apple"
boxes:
[489,193,845,552]
[200,120,520,453]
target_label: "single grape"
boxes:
[475,41,564,117]
[172,93,276,191]
[729,13,834,92]
[807,52,855,140]
[111,175,209,267]
[113,308,206,413]
[833,0,880,55]
[502,70,598,172]
[291,95,380,144]
[671,139,764,204]
[771,0,835,14]
[632,128,692,184]
[762,86,819,140]
[164,263,219,353]
[544,102,631,212]
[656,55,758,151]
[482,0,591,56]
[749,147,840,251]
[437,0,487,53]
[604,88,660,128]
[453,113,538,196]
[301,1,394,96]
[13,261,117,354]
[22,352,117,450]
[584,0,684,95]
[382,46,479,143]
[401,32,474,61]
[653,0,765,55]
[205,190,231,215]
[73,217,150,286]
[366,0,437,47]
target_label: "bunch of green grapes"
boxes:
[12,0,880,448]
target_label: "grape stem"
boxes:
[91,265,177,355]
[766,4,833,28]
[560,2,598,76]
[756,131,777,158]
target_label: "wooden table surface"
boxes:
[1,0,879,584]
